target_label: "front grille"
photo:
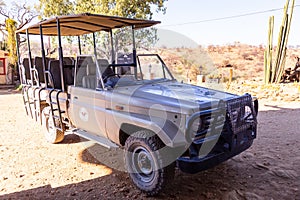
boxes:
[226,94,257,134]
[194,112,226,140]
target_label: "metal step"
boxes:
[73,129,119,149]
[52,115,60,120]
[55,126,64,132]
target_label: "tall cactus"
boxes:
[275,0,295,83]
[264,16,274,84]
[264,0,295,84]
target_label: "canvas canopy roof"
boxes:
[16,13,160,36]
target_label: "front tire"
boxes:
[124,130,175,196]
[41,106,64,144]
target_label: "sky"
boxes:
[153,0,300,46]
[2,0,300,46]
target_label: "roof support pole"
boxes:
[26,29,34,86]
[39,24,48,87]
[110,30,115,64]
[78,36,82,55]
[56,18,65,92]
[131,26,137,77]
[16,33,24,84]
[92,32,97,59]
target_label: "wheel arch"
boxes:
[118,121,186,148]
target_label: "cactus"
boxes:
[264,16,274,84]
[275,0,295,83]
[264,0,295,84]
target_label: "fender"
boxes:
[106,108,187,148]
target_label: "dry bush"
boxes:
[154,44,300,82]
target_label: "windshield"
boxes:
[137,54,174,81]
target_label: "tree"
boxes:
[38,0,167,19]
[36,0,74,19]
[37,0,167,59]
[0,1,37,83]
[5,18,17,68]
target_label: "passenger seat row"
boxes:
[22,57,75,89]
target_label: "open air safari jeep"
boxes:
[16,13,258,196]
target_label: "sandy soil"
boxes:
[0,89,299,200]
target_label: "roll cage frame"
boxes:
[16,13,161,91]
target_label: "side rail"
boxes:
[48,89,67,132]
[19,62,48,123]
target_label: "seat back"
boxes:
[63,57,75,65]
[48,60,62,89]
[98,59,114,79]
[118,66,131,75]
[64,67,74,85]
[34,57,45,83]
[82,63,97,89]
[22,58,31,81]
[75,56,94,87]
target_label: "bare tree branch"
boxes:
[18,14,38,29]
[0,8,9,18]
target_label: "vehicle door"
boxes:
[68,56,107,137]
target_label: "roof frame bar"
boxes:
[26,29,34,85]
[56,18,65,92]
[40,20,112,30]
[39,24,48,87]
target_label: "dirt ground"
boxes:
[0,89,299,200]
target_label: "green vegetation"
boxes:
[0,0,37,74]
[5,18,17,69]
[37,0,168,57]
[37,0,166,19]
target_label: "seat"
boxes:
[82,63,97,89]
[34,57,55,84]
[75,65,87,87]
[34,57,45,83]
[22,58,32,81]
[75,56,94,86]
[48,60,62,89]
[98,59,114,79]
[118,66,131,75]
[63,57,75,65]
[64,67,74,85]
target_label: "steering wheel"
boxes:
[103,73,120,82]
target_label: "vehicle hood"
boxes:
[112,81,238,114]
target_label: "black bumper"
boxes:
[177,131,255,174]
[178,94,257,174]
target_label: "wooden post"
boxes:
[229,67,233,84]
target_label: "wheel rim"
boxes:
[131,146,155,183]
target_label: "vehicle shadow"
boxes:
[59,133,88,144]
[1,105,299,200]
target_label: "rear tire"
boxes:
[124,130,175,196]
[41,106,64,144]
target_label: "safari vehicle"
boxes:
[16,13,258,196]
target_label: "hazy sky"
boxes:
[153,0,300,46]
[3,0,300,46]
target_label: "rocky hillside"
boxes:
[157,43,300,82]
